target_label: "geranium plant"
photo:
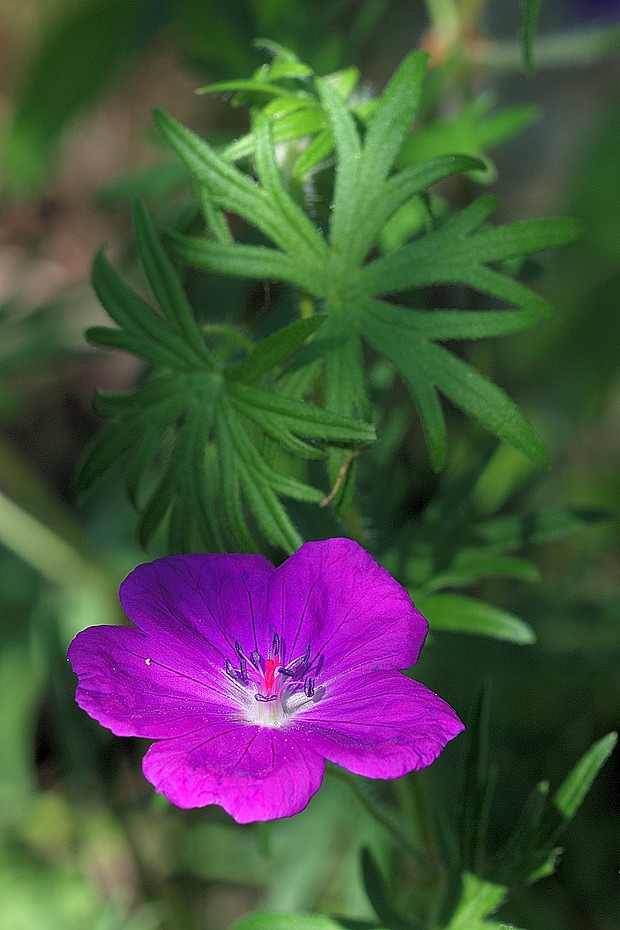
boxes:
[61,12,617,930]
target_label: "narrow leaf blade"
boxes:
[226,316,326,383]
[417,593,536,644]
[538,732,617,847]
[132,200,212,362]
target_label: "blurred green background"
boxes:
[0,1,618,928]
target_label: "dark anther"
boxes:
[255,693,277,703]
[250,650,262,670]
[272,632,280,656]
[277,665,296,677]
[304,676,315,698]
[225,660,246,684]
[239,656,248,682]
[235,641,244,659]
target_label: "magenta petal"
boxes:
[119,553,274,663]
[267,538,428,675]
[296,672,464,778]
[142,724,324,823]
[68,626,236,738]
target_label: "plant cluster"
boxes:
[69,39,615,930]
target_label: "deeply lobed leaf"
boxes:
[154,49,576,473]
[81,204,373,552]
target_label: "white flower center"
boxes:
[224,634,322,728]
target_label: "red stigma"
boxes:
[264,655,280,692]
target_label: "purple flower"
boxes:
[68,539,463,823]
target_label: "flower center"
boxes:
[224,633,321,728]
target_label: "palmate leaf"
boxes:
[79,203,374,553]
[159,49,577,477]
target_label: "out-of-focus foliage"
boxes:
[0,1,619,930]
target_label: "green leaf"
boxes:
[393,308,540,341]
[168,233,323,293]
[82,205,373,552]
[423,554,540,593]
[521,0,542,72]
[155,48,576,483]
[418,341,549,468]
[212,402,256,551]
[198,79,294,99]
[253,114,326,258]
[224,105,326,165]
[132,200,213,362]
[226,316,326,382]
[316,77,362,271]
[153,109,327,264]
[224,402,306,551]
[358,212,578,310]
[474,507,612,552]
[233,913,381,930]
[358,300,548,469]
[90,249,205,370]
[3,0,148,190]
[445,873,507,927]
[293,126,336,176]
[538,732,617,848]
[397,96,538,184]
[457,687,496,878]
[76,420,139,495]
[227,382,375,443]
[492,733,616,886]
[491,781,551,884]
[323,321,373,512]
[318,51,429,276]
[416,593,536,644]
[361,51,428,189]
[353,154,485,265]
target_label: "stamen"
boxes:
[224,638,321,725]
[225,660,245,684]
[278,642,312,678]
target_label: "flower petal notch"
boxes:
[68,538,463,823]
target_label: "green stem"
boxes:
[0,487,109,597]
[326,765,440,878]
[424,0,461,39]
[398,771,440,865]
[466,22,620,71]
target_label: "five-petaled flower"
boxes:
[68,538,463,823]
